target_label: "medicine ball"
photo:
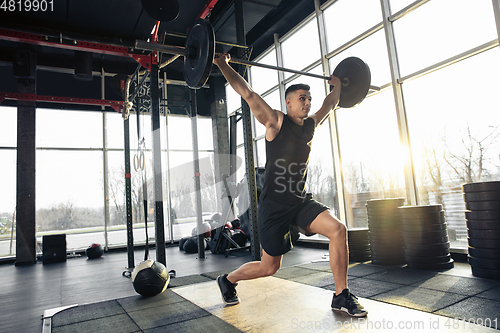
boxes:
[231,219,241,229]
[183,237,206,253]
[179,236,189,251]
[131,260,170,297]
[86,243,104,259]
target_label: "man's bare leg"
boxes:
[306,210,348,295]
[227,249,282,284]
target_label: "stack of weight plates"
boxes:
[399,205,454,270]
[462,181,500,280]
[366,198,406,265]
[348,228,371,262]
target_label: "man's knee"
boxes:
[261,260,281,277]
[326,215,347,241]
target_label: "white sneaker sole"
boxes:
[332,306,368,317]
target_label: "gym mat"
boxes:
[173,276,496,332]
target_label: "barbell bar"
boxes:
[135,18,372,108]
[134,39,330,80]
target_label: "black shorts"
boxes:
[257,195,329,257]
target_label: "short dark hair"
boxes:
[285,84,310,99]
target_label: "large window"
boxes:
[393,0,497,77]
[403,48,500,246]
[323,0,382,52]
[324,0,405,227]
[335,89,405,227]
[243,0,500,251]
[281,18,321,77]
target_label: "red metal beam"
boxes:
[0,28,153,69]
[196,0,219,19]
[0,93,123,113]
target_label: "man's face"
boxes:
[286,89,311,117]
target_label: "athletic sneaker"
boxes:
[331,289,367,317]
[217,274,240,305]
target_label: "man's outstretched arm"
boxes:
[309,75,341,127]
[214,53,281,137]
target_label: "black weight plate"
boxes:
[366,198,405,206]
[370,247,404,254]
[350,250,372,256]
[367,217,402,225]
[468,256,500,270]
[399,205,443,212]
[400,210,445,220]
[402,229,449,239]
[407,260,454,270]
[366,203,401,210]
[370,242,404,251]
[462,181,500,193]
[348,229,370,239]
[402,223,448,232]
[404,242,449,252]
[368,225,402,232]
[468,237,500,249]
[370,233,403,241]
[402,216,446,226]
[467,229,500,240]
[349,245,371,253]
[369,229,402,237]
[370,251,405,258]
[349,246,371,254]
[367,219,402,228]
[400,210,445,219]
[466,219,500,230]
[366,208,402,215]
[468,246,500,259]
[471,266,500,280]
[404,248,450,257]
[366,205,402,212]
[348,237,370,244]
[350,238,370,245]
[184,18,215,89]
[463,191,500,202]
[466,210,500,220]
[347,229,370,237]
[349,256,372,262]
[348,227,370,233]
[366,211,401,219]
[466,200,500,211]
[141,0,180,22]
[370,247,404,256]
[403,236,449,245]
[332,56,372,108]
[369,225,402,232]
[405,254,451,264]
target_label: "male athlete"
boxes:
[213,53,367,317]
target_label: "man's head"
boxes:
[285,84,311,117]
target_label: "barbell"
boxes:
[135,18,371,108]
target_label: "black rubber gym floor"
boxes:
[47,260,500,332]
[2,244,500,332]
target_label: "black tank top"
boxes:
[262,114,315,205]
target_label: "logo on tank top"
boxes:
[274,158,307,194]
